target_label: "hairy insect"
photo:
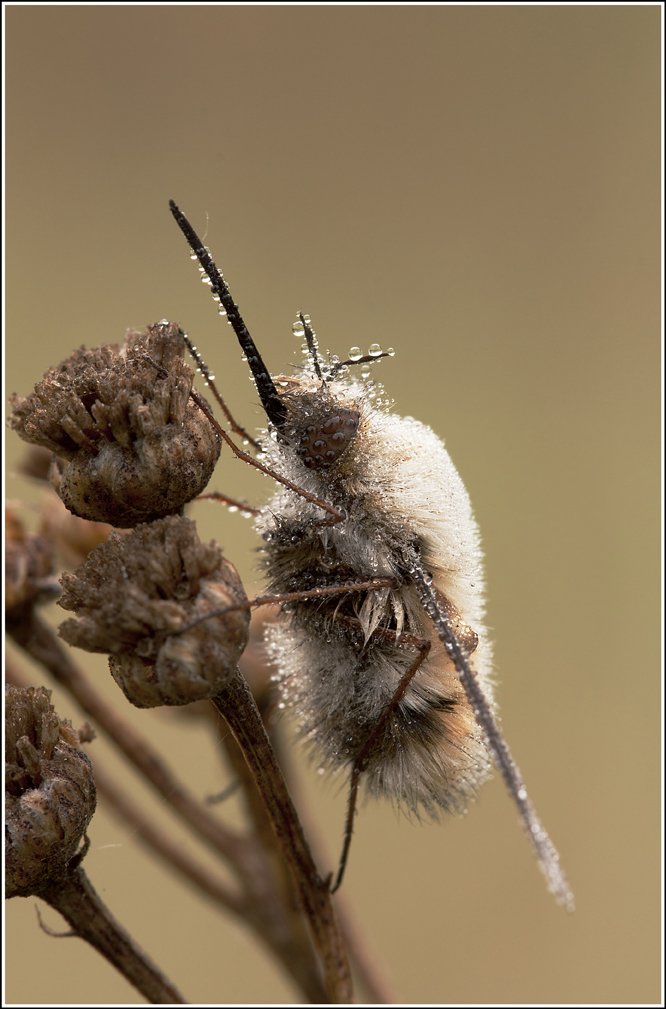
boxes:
[169,200,574,910]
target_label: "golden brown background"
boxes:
[5,6,660,1005]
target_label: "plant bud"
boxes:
[58,516,250,708]
[9,322,221,527]
[5,685,96,898]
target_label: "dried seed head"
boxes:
[58,516,250,708]
[5,506,56,612]
[5,685,96,898]
[9,322,221,527]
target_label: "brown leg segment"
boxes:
[330,622,432,893]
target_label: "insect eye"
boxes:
[295,408,360,470]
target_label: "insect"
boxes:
[169,200,574,910]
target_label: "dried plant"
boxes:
[6,203,572,1004]
[6,326,387,1004]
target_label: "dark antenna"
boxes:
[298,311,323,380]
[328,350,391,379]
[169,200,288,430]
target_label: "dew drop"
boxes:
[227,505,238,514]
[368,343,383,358]
[218,307,227,317]
[387,347,396,357]
[292,320,306,339]
[360,364,371,380]
[348,346,362,362]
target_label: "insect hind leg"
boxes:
[331,623,431,893]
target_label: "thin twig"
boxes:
[90,762,245,917]
[7,611,247,873]
[6,656,329,1003]
[212,670,353,1003]
[220,727,330,1002]
[43,864,186,1004]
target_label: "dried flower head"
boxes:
[5,685,96,898]
[5,506,56,612]
[9,322,221,527]
[58,516,250,708]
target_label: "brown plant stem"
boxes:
[219,717,330,1002]
[7,628,343,1001]
[7,610,248,872]
[209,690,393,1004]
[89,761,245,917]
[212,671,353,1004]
[93,758,329,1002]
[7,653,330,1002]
[43,864,186,1004]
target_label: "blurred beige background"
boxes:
[5,6,660,1005]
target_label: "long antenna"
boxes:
[169,200,287,430]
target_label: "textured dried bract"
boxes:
[9,322,221,527]
[5,685,96,898]
[58,516,250,708]
[5,507,56,611]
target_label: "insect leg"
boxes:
[181,331,262,451]
[195,490,260,516]
[409,564,575,911]
[331,623,432,893]
[144,353,347,524]
[178,578,400,634]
